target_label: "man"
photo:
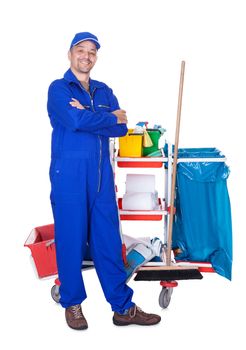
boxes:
[47,32,161,330]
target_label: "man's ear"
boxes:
[68,50,71,62]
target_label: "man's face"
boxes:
[68,40,97,74]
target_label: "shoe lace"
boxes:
[70,305,83,319]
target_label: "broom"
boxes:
[134,61,203,281]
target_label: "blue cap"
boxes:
[70,32,100,50]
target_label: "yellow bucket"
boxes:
[119,129,143,157]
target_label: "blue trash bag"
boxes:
[172,148,233,280]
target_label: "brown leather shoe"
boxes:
[113,305,161,326]
[65,304,88,330]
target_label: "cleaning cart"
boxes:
[116,140,232,308]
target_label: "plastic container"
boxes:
[25,224,94,278]
[119,129,143,157]
[24,224,57,278]
[142,129,161,156]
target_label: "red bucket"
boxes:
[24,224,57,278]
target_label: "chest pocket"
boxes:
[96,104,111,111]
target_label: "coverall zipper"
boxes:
[79,83,102,192]
[90,89,102,192]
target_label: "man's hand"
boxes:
[112,109,128,124]
[69,98,84,110]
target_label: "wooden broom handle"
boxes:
[166,61,186,266]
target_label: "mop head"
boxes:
[134,268,203,281]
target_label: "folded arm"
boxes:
[48,82,118,132]
[69,97,128,137]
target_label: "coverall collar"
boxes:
[64,68,104,90]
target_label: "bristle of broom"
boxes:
[134,268,203,281]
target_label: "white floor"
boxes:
[1,1,246,348]
[5,230,243,350]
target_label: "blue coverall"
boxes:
[47,69,134,312]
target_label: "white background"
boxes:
[0,0,245,348]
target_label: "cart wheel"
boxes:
[159,287,173,309]
[51,284,60,303]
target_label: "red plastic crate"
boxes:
[24,224,57,278]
